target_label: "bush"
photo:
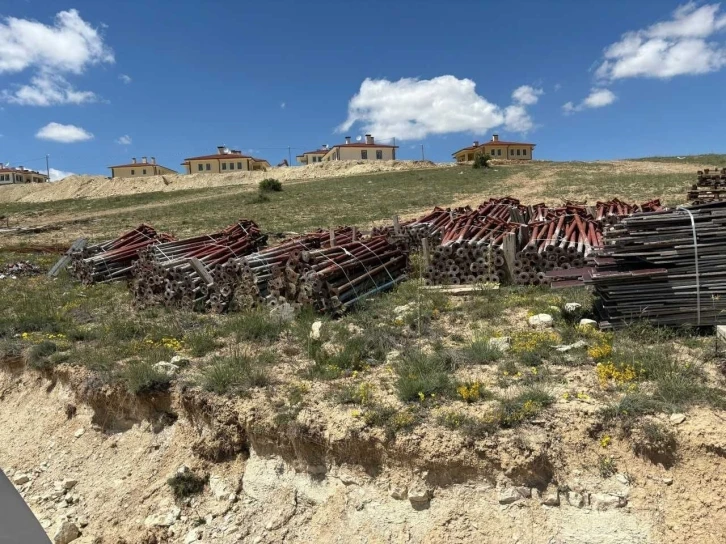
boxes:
[122,360,172,395]
[472,153,491,169]
[395,350,454,401]
[202,349,270,395]
[224,310,287,343]
[167,471,207,499]
[436,410,495,437]
[259,178,282,192]
[460,338,502,365]
[185,327,220,357]
[497,386,553,428]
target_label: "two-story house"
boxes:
[0,166,49,184]
[181,147,270,174]
[108,157,177,179]
[321,135,397,161]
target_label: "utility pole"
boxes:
[46,155,50,180]
[421,145,425,161]
[288,146,292,166]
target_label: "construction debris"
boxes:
[0,261,42,279]
[585,201,726,328]
[687,168,726,204]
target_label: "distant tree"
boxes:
[259,178,283,192]
[472,153,491,169]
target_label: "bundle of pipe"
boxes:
[68,224,174,284]
[594,198,663,225]
[212,228,355,312]
[687,168,726,204]
[283,236,409,314]
[130,220,265,311]
[424,211,519,285]
[513,211,602,285]
[584,201,726,328]
[372,206,474,247]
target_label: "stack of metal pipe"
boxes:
[585,201,726,328]
[68,224,174,284]
[687,168,726,204]
[130,220,265,311]
[594,198,663,224]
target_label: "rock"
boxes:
[73,428,85,439]
[347,323,364,335]
[498,487,525,504]
[184,529,203,543]
[176,465,190,476]
[77,517,88,528]
[548,305,561,314]
[407,485,430,504]
[590,493,626,511]
[209,475,239,501]
[514,487,532,499]
[310,321,323,340]
[663,477,674,485]
[390,485,407,500]
[564,302,582,313]
[615,474,629,485]
[144,506,181,528]
[566,491,585,508]
[53,521,81,544]
[670,413,686,425]
[385,350,401,364]
[270,302,295,323]
[579,318,597,328]
[170,355,190,366]
[488,337,511,352]
[153,361,179,376]
[393,303,414,316]
[555,340,587,353]
[528,314,554,328]
[62,479,77,490]
[540,491,560,506]
[13,474,30,485]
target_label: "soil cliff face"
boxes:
[1,364,725,544]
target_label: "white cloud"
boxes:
[2,73,97,106]
[49,167,75,181]
[0,10,113,107]
[563,88,617,114]
[596,2,726,80]
[36,122,93,143]
[339,76,540,140]
[280,101,286,109]
[119,74,131,84]
[511,85,543,106]
[115,134,132,145]
[0,9,114,74]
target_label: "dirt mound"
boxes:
[0,160,443,204]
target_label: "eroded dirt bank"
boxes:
[1,364,725,544]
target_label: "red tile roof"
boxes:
[0,168,46,175]
[329,143,398,149]
[299,150,329,155]
[452,140,536,155]
[182,153,252,162]
[108,163,171,169]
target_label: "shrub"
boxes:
[185,327,220,357]
[360,403,419,436]
[456,380,492,403]
[335,381,373,405]
[259,178,282,192]
[167,472,207,499]
[122,360,172,395]
[0,339,23,362]
[436,410,495,437]
[225,310,287,343]
[472,153,491,169]
[26,340,58,370]
[395,350,454,401]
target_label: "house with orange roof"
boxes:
[452,134,535,162]
[108,157,177,179]
[181,146,270,174]
[321,135,398,161]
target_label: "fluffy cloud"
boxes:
[0,10,113,106]
[36,122,93,143]
[116,134,132,145]
[2,73,97,106]
[49,168,75,181]
[563,88,617,114]
[119,74,132,84]
[339,76,541,140]
[511,85,543,106]
[596,3,726,80]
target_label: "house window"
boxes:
[198,164,204,172]
[376,150,383,159]
[510,150,514,156]
[361,150,368,159]
[237,162,243,169]
[143,169,147,174]
[523,149,527,156]
[222,163,227,170]
[516,149,520,156]
[206,163,211,171]
[498,149,502,156]
[229,163,234,170]
[131,169,135,175]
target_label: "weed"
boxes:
[26,340,58,370]
[395,350,454,401]
[598,456,618,478]
[456,380,491,403]
[497,386,553,428]
[122,360,172,395]
[185,328,220,357]
[224,310,287,343]
[460,337,503,365]
[335,381,373,405]
[0,339,22,361]
[436,410,496,437]
[202,349,269,395]
[167,472,207,499]
[361,403,419,435]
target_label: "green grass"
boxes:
[497,386,554,428]
[121,360,173,395]
[459,337,503,364]
[633,154,726,165]
[395,350,455,401]
[167,471,208,499]
[223,309,288,343]
[202,349,271,395]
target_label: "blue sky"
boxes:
[2,0,726,179]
